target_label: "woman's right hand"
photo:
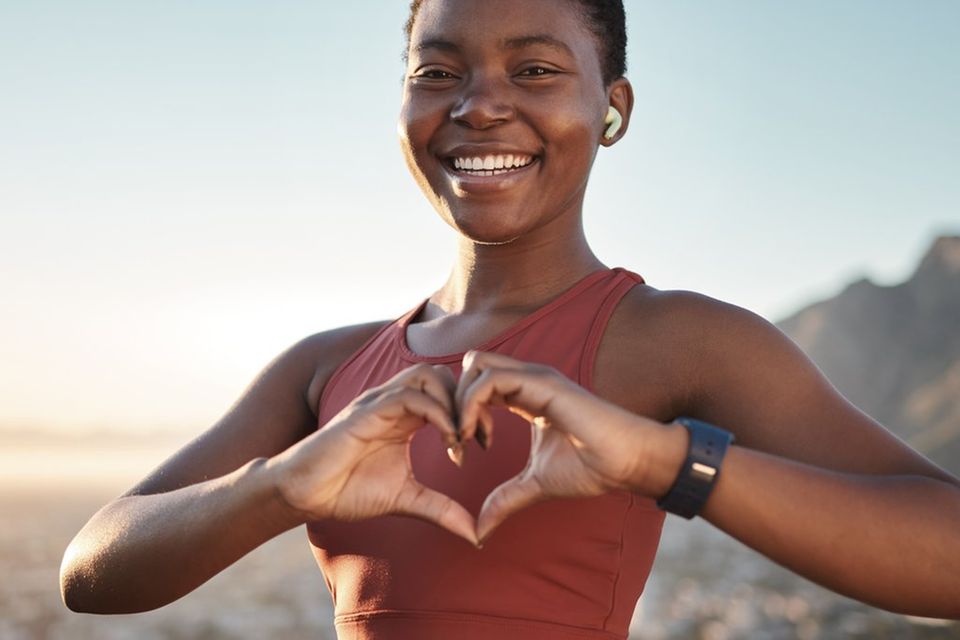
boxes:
[266,363,477,545]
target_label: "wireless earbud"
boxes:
[603,106,623,140]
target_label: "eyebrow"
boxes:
[413,34,574,57]
[501,34,574,56]
[414,39,460,54]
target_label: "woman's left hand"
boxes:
[455,350,685,544]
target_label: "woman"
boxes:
[61,1,960,638]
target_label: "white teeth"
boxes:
[451,154,534,173]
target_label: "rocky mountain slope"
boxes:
[777,235,960,474]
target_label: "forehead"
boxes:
[410,0,599,63]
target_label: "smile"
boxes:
[449,154,536,176]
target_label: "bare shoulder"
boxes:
[125,319,390,496]
[599,281,828,431]
[301,320,393,417]
[594,284,756,418]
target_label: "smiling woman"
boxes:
[59,1,960,638]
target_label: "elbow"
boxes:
[59,555,90,613]
[59,541,103,613]
[60,538,174,614]
[60,573,91,614]
[59,538,130,614]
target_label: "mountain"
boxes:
[776,235,960,474]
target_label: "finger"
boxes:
[455,351,530,421]
[459,366,558,442]
[396,479,479,547]
[369,387,459,448]
[375,386,467,466]
[454,351,486,424]
[392,363,458,424]
[456,351,531,442]
[429,365,460,440]
[397,364,462,455]
[476,474,544,544]
[477,405,494,450]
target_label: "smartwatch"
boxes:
[656,417,734,519]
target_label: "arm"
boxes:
[699,441,960,617]
[454,290,960,618]
[678,294,960,617]
[60,322,387,613]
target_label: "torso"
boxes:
[303,267,674,639]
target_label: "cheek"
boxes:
[545,114,600,178]
[398,94,440,155]
[398,99,450,208]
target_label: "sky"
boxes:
[1,0,958,436]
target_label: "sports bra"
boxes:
[308,268,665,639]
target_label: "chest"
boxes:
[404,308,529,358]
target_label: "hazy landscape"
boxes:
[3,237,959,639]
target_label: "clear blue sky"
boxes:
[1,1,957,434]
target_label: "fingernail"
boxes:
[476,429,488,450]
[446,444,464,467]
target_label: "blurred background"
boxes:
[1,0,957,638]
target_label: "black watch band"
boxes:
[656,417,734,519]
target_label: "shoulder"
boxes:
[607,283,786,360]
[595,282,795,418]
[612,281,763,327]
[281,321,393,419]
[234,320,393,428]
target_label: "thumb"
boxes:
[476,474,544,545]
[395,479,478,547]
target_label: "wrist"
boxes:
[631,420,689,499]
[253,456,313,529]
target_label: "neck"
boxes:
[432,215,605,316]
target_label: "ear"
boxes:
[600,77,634,147]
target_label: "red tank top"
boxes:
[309,268,665,639]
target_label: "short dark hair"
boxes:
[404,0,627,86]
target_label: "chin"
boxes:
[450,219,523,245]
[437,203,528,245]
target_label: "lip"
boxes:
[438,146,541,195]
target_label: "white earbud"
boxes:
[603,106,623,140]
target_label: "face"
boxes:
[399,0,619,245]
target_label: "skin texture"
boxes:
[61,0,960,621]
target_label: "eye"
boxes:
[517,66,557,77]
[412,68,457,81]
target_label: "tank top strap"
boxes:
[492,267,645,390]
[577,268,645,390]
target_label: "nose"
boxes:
[449,73,514,130]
